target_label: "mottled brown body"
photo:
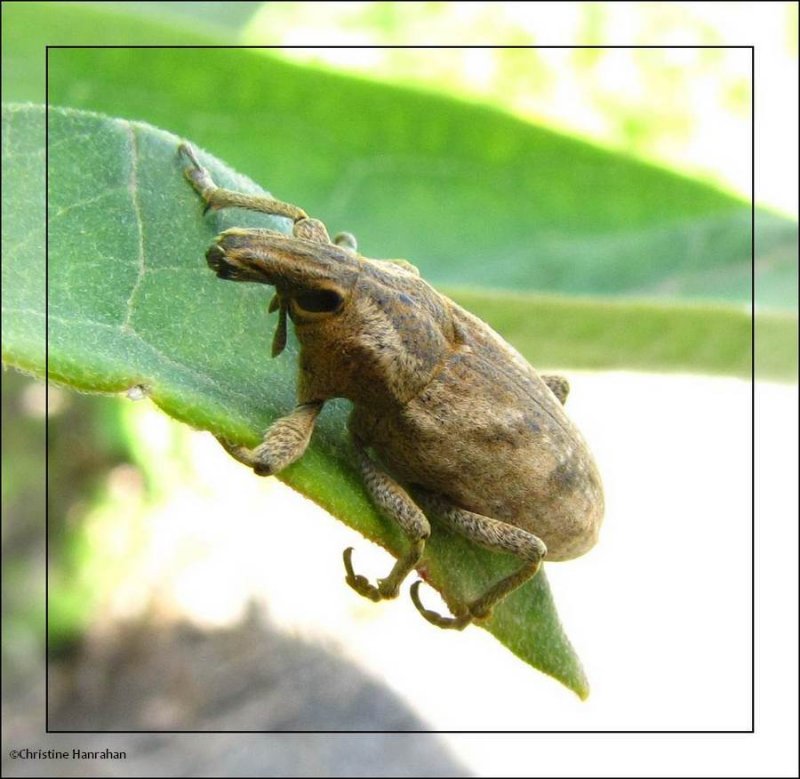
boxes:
[350,301,603,562]
[180,144,603,629]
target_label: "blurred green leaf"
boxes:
[452,291,794,381]
[4,104,593,697]
[2,1,217,102]
[3,1,796,309]
[85,1,265,32]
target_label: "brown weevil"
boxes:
[180,143,604,630]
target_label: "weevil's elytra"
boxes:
[179,143,604,630]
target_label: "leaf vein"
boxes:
[123,122,146,329]
[50,188,123,220]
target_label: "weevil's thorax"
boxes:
[294,257,455,408]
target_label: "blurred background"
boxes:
[3,2,798,777]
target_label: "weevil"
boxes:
[179,144,603,630]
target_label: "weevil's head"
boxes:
[207,227,457,405]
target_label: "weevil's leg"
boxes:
[542,374,570,405]
[410,491,547,630]
[334,232,358,251]
[218,401,323,477]
[179,143,331,244]
[343,429,431,602]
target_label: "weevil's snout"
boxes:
[206,243,236,278]
[205,236,272,284]
[206,228,361,289]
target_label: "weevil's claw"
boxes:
[178,142,202,168]
[179,142,217,201]
[342,547,401,602]
[343,547,383,602]
[409,580,478,631]
[334,232,358,252]
[214,435,275,475]
[215,435,255,466]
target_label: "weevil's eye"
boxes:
[292,288,343,314]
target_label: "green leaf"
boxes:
[2,103,45,372]
[450,290,795,381]
[4,103,593,697]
